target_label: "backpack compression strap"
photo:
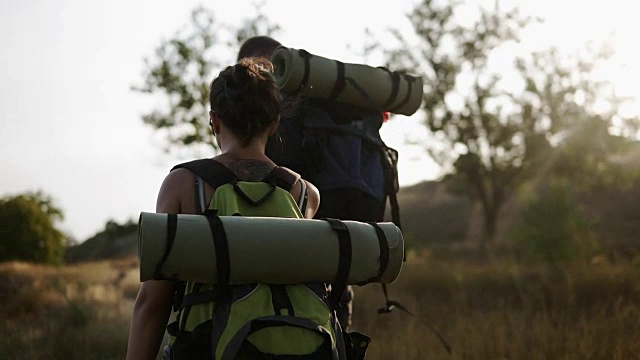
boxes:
[324,218,352,311]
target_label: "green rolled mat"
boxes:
[138,212,404,285]
[270,46,424,116]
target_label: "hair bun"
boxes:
[208,57,282,146]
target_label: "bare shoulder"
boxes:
[156,168,196,214]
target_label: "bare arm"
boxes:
[126,280,175,360]
[126,169,194,360]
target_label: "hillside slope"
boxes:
[389,180,473,244]
[67,140,640,262]
[66,222,138,263]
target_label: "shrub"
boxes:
[0,191,67,264]
[511,179,598,263]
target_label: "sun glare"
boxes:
[524,0,640,116]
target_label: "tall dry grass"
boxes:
[351,248,640,359]
[1,249,639,359]
[1,257,140,360]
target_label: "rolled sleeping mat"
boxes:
[138,212,403,285]
[270,46,424,116]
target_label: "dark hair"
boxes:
[236,36,302,124]
[237,36,282,61]
[209,57,282,146]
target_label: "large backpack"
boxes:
[266,97,401,228]
[163,159,370,360]
[266,97,405,331]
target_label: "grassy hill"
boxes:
[391,180,473,244]
[65,175,640,263]
[65,220,138,263]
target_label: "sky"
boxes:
[2,0,639,242]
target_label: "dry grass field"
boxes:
[352,249,640,359]
[1,258,140,360]
[2,249,639,360]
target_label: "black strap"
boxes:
[172,280,187,312]
[324,218,352,311]
[297,179,308,214]
[195,176,207,214]
[232,180,277,206]
[269,285,295,316]
[181,288,218,308]
[380,147,402,232]
[357,222,389,285]
[377,282,452,354]
[264,166,301,191]
[298,49,312,92]
[153,214,178,280]
[329,60,346,100]
[223,316,336,360]
[174,159,301,193]
[204,212,230,286]
[379,67,401,110]
[388,74,416,114]
[172,159,236,189]
[344,77,383,112]
[179,282,203,332]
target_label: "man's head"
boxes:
[237,36,282,61]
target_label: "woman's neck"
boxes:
[218,143,269,161]
[215,149,275,181]
[216,129,270,159]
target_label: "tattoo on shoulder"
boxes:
[233,160,273,181]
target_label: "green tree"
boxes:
[132,3,280,156]
[380,0,636,248]
[512,178,598,263]
[0,191,67,264]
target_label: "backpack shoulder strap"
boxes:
[171,158,237,188]
[172,159,239,214]
[172,160,309,213]
[263,166,300,190]
[173,160,301,190]
[265,166,308,212]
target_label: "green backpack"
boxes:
[164,159,369,360]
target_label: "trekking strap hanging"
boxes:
[381,146,402,232]
[377,283,452,355]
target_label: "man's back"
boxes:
[266,97,391,222]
